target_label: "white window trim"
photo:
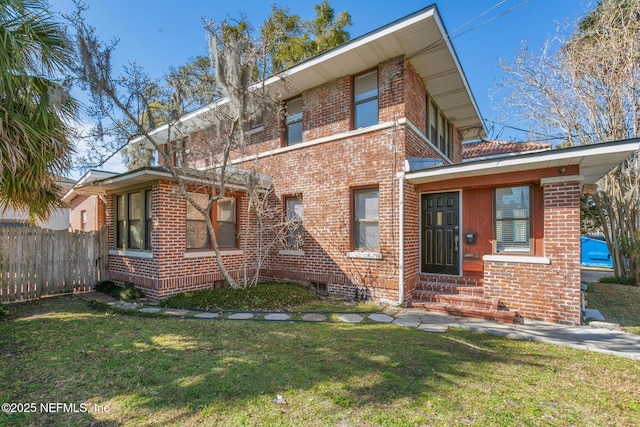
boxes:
[183,249,244,259]
[279,249,305,256]
[347,251,383,260]
[109,249,153,259]
[482,255,550,264]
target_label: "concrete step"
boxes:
[413,282,485,296]
[409,301,520,324]
[411,290,498,310]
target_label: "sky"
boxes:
[49,0,594,177]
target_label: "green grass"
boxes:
[160,281,380,313]
[1,297,639,426]
[586,281,640,334]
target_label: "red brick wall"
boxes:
[483,181,582,324]
[106,180,255,301]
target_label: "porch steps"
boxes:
[410,281,519,324]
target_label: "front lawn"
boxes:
[1,297,639,426]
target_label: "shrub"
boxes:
[95,281,146,302]
[598,276,637,286]
[0,304,9,320]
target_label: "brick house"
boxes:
[72,5,638,324]
[63,170,116,232]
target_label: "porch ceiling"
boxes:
[406,138,640,185]
[132,5,485,147]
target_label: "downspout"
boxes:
[381,167,405,306]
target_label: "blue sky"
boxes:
[50,0,593,175]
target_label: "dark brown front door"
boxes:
[421,192,460,275]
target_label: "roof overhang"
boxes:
[406,138,640,185]
[131,5,485,147]
[65,167,272,200]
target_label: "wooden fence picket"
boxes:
[0,226,108,302]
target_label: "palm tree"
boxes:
[0,0,78,221]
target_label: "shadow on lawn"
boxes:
[0,297,550,425]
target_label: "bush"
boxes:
[0,304,9,320]
[598,276,637,286]
[95,281,146,302]
[161,282,318,311]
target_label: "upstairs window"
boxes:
[168,137,189,168]
[354,69,378,129]
[286,97,303,145]
[285,196,303,249]
[426,95,452,160]
[81,210,87,231]
[353,187,379,250]
[494,186,532,253]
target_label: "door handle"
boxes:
[454,235,459,251]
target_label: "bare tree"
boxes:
[70,6,276,288]
[496,0,640,282]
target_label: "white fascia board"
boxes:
[406,139,640,184]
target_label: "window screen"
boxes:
[285,196,303,248]
[186,193,210,249]
[217,198,237,248]
[354,188,379,250]
[286,97,302,145]
[495,186,531,253]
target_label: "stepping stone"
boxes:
[368,313,394,323]
[418,324,448,333]
[393,317,421,328]
[164,309,188,317]
[194,312,218,319]
[118,302,139,310]
[138,307,162,313]
[264,313,290,321]
[302,313,327,322]
[228,313,253,320]
[338,314,363,323]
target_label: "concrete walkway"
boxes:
[81,292,640,360]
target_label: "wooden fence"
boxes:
[0,226,108,302]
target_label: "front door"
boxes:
[421,192,460,275]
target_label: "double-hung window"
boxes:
[494,186,532,253]
[217,198,237,248]
[185,195,238,250]
[286,97,303,145]
[186,193,211,250]
[116,190,152,251]
[353,188,379,250]
[353,70,378,129]
[285,196,303,249]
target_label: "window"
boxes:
[186,193,210,250]
[353,188,379,250]
[495,186,531,253]
[217,198,237,248]
[185,195,238,250]
[426,94,453,160]
[168,137,189,167]
[81,210,87,231]
[286,97,302,145]
[354,70,378,129]
[116,190,152,250]
[285,196,303,249]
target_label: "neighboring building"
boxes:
[63,170,117,232]
[70,6,638,324]
[0,176,76,230]
[463,140,551,160]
